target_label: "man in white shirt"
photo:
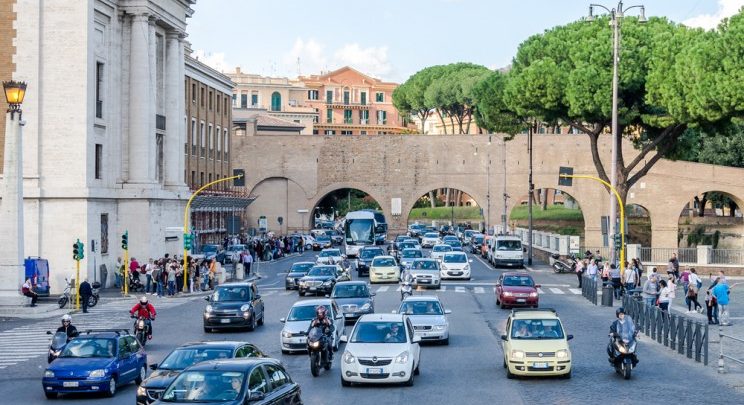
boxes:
[145,258,155,294]
[587,260,599,281]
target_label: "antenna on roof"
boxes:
[297,57,302,77]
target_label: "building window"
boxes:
[208,173,212,183]
[94,144,103,179]
[192,83,196,103]
[360,92,367,105]
[326,90,333,103]
[325,130,335,135]
[191,171,195,186]
[375,92,384,103]
[200,87,205,106]
[359,110,369,124]
[313,115,319,124]
[343,89,350,105]
[156,134,164,183]
[326,109,333,124]
[224,98,228,115]
[341,130,353,135]
[95,62,104,119]
[377,110,387,124]
[208,124,213,156]
[240,93,247,108]
[271,92,281,112]
[344,109,353,124]
[216,126,221,158]
[251,92,258,107]
[232,94,237,107]
[209,91,213,110]
[223,129,229,161]
[360,131,367,135]
[100,213,109,254]
[308,90,319,100]
[191,119,197,155]
[216,94,220,113]
[200,122,206,158]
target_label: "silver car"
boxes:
[280,299,345,353]
[396,296,451,345]
[430,244,453,261]
[408,258,441,289]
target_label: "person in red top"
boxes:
[129,296,156,339]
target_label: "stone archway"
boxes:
[247,176,309,235]
[308,183,391,231]
[403,182,487,233]
[508,187,585,238]
[405,186,485,232]
[625,204,652,246]
[677,190,744,249]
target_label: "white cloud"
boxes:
[282,38,328,76]
[191,49,231,72]
[333,44,392,78]
[280,37,393,79]
[683,0,744,29]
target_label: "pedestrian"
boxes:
[623,263,638,296]
[21,278,38,306]
[114,257,124,289]
[642,275,658,307]
[587,259,598,282]
[705,289,719,325]
[209,258,217,289]
[712,281,731,326]
[244,251,253,278]
[576,259,586,288]
[167,264,176,296]
[609,264,622,299]
[175,262,183,293]
[79,278,92,313]
[686,282,702,314]
[152,263,162,297]
[145,258,155,294]
[601,262,611,287]
[667,275,676,306]
[658,280,671,312]
[193,261,201,292]
[709,270,728,289]
[129,257,140,281]
[680,268,691,297]
[669,253,680,279]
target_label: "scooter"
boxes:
[57,279,74,309]
[87,281,101,308]
[133,315,152,347]
[607,333,639,380]
[550,253,577,274]
[401,280,413,301]
[307,326,332,377]
[46,331,69,363]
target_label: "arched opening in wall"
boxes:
[408,188,484,232]
[312,188,386,243]
[509,188,584,238]
[678,191,744,249]
[625,204,651,246]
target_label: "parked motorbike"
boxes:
[132,315,152,347]
[607,333,639,380]
[550,253,577,274]
[87,281,101,308]
[307,326,332,377]
[46,331,69,363]
[57,279,74,309]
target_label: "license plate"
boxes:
[220,319,230,324]
[420,280,430,284]
[517,299,526,303]
[309,287,317,291]
[366,368,383,375]
[532,362,549,368]
[63,381,79,388]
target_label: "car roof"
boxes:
[78,332,120,339]
[291,261,315,266]
[321,248,340,252]
[510,308,559,320]
[495,236,522,241]
[361,246,383,250]
[412,258,436,262]
[185,358,279,372]
[335,281,368,286]
[217,281,255,288]
[374,255,395,260]
[402,248,419,252]
[176,341,255,350]
[443,251,466,255]
[359,313,405,322]
[433,244,451,248]
[502,272,532,277]
[401,295,441,303]
[291,298,332,307]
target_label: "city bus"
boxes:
[344,210,377,257]
[363,209,388,245]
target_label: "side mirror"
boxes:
[336,314,343,320]
[204,296,210,301]
[370,292,376,297]
[249,391,266,402]
[279,318,286,323]
[535,284,541,289]
[500,334,508,341]
[46,331,52,335]
[469,259,473,263]
[412,336,422,344]
[444,309,452,314]
[567,334,574,341]
[339,335,348,343]
[325,294,330,298]
[149,363,158,370]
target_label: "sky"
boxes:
[186,0,744,82]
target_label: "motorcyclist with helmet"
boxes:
[608,307,639,366]
[129,296,157,339]
[56,314,79,342]
[307,306,334,360]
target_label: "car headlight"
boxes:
[511,350,525,359]
[395,350,410,364]
[503,291,513,297]
[205,305,213,313]
[322,280,332,286]
[240,304,251,312]
[360,303,371,311]
[441,264,447,270]
[50,350,60,356]
[464,264,470,271]
[44,370,55,378]
[529,292,538,297]
[89,369,106,378]
[137,385,146,396]
[556,349,569,359]
[343,351,356,364]
[282,331,293,338]
[433,324,446,331]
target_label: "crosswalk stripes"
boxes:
[569,288,582,295]
[537,288,546,295]
[376,286,389,292]
[455,286,466,293]
[474,287,485,294]
[549,288,565,295]
[367,285,583,297]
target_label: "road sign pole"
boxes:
[75,245,81,310]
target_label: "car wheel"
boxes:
[134,365,146,385]
[441,337,449,346]
[341,376,351,387]
[44,392,57,399]
[105,377,117,397]
[503,356,507,369]
[257,312,265,326]
[404,369,415,386]
[299,290,305,297]
[203,327,211,333]
[247,313,257,331]
[414,362,420,375]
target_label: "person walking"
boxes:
[631,258,643,287]
[22,278,38,306]
[152,263,162,297]
[623,264,638,296]
[208,258,217,289]
[667,275,677,307]
[642,275,659,307]
[167,264,176,297]
[145,258,155,294]
[114,257,124,289]
[601,262,611,287]
[243,251,253,278]
[79,278,92,313]
[680,268,691,297]
[587,259,599,282]
[686,282,702,313]
[658,280,672,312]
[712,281,731,326]
[705,289,719,325]
[576,259,587,288]
[610,264,622,299]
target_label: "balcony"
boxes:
[324,101,370,110]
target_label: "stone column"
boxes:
[164,30,184,187]
[0,112,25,303]
[127,13,153,184]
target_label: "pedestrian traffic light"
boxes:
[72,240,84,261]
[183,233,192,250]
[121,231,128,250]
[78,241,84,260]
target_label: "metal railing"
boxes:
[581,275,598,305]
[718,327,744,373]
[622,295,708,365]
[711,249,744,265]
[639,247,697,264]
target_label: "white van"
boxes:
[490,236,525,268]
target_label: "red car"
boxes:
[495,272,540,309]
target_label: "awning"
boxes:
[190,194,256,211]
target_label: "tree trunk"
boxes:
[699,193,708,217]
[729,200,737,217]
[429,191,436,209]
[437,110,448,134]
[541,189,548,211]
[445,188,451,207]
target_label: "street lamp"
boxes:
[586,2,646,264]
[1,80,27,301]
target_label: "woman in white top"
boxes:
[657,280,672,312]
[688,268,704,313]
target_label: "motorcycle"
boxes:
[607,333,638,380]
[133,316,152,347]
[57,278,74,309]
[307,326,332,377]
[128,273,145,293]
[46,331,69,363]
[550,253,577,274]
[400,280,413,301]
[87,281,101,308]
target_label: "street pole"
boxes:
[502,135,507,234]
[75,250,81,310]
[123,244,129,296]
[528,124,534,265]
[609,6,620,265]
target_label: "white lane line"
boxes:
[549,288,565,295]
[475,256,492,269]
[474,287,486,294]
[440,286,447,292]
[539,284,571,287]
[395,286,402,292]
[280,291,293,296]
[569,288,582,295]
[537,288,545,295]
[455,286,466,293]
[376,286,389,293]
[262,291,276,296]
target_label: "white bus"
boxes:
[343,210,377,257]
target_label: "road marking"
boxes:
[549,288,565,294]
[376,286,389,292]
[537,288,545,295]
[539,284,571,287]
[263,291,276,296]
[455,286,466,293]
[474,287,486,294]
[280,291,293,296]
[569,288,582,295]
[440,286,447,291]
[475,256,492,269]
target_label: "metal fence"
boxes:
[711,249,744,265]
[581,276,598,305]
[718,327,744,373]
[638,247,698,264]
[622,295,708,365]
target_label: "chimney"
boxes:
[236,66,241,75]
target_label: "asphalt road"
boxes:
[1,248,743,404]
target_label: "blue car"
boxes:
[43,330,147,399]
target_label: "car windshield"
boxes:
[308,266,335,277]
[443,254,467,263]
[411,260,438,270]
[402,249,422,259]
[290,263,314,273]
[446,241,462,248]
[373,258,396,267]
[473,235,484,243]
[333,284,369,298]
[319,250,340,257]
[399,243,415,250]
[161,371,245,402]
[287,304,331,321]
[443,236,458,242]
[503,276,534,287]
[424,233,439,238]
[360,249,382,259]
[316,236,331,242]
[497,240,522,251]
[510,319,565,340]
[59,338,115,358]
[159,348,233,371]
[351,321,407,343]
[201,245,218,253]
[433,245,452,252]
[399,301,444,315]
[212,287,251,302]
[464,230,474,237]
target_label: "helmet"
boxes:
[315,306,327,319]
[616,307,625,318]
[61,314,72,324]
[139,296,148,305]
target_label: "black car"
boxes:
[285,262,314,290]
[392,241,416,260]
[298,265,345,296]
[153,358,301,405]
[470,234,485,254]
[312,235,332,251]
[203,282,265,332]
[137,341,265,405]
[356,246,384,277]
[331,281,375,323]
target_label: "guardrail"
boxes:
[581,276,598,305]
[718,328,744,373]
[622,295,708,365]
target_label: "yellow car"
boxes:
[369,255,400,284]
[501,308,573,379]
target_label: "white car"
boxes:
[316,248,344,264]
[404,238,422,250]
[430,244,453,261]
[340,313,421,386]
[440,252,472,280]
[280,299,345,354]
[420,232,441,248]
[369,256,400,284]
[396,296,450,344]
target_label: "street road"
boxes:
[0,249,742,404]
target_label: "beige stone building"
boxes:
[233,109,304,136]
[227,68,317,135]
[0,0,16,171]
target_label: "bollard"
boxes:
[718,327,726,373]
[601,286,614,306]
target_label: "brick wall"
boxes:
[0,0,16,173]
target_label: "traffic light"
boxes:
[72,240,84,261]
[121,231,128,250]
[78,241,84,260]
[612,233,623,251]
[183,233,192,250]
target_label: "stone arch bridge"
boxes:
[232,134,744,249]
